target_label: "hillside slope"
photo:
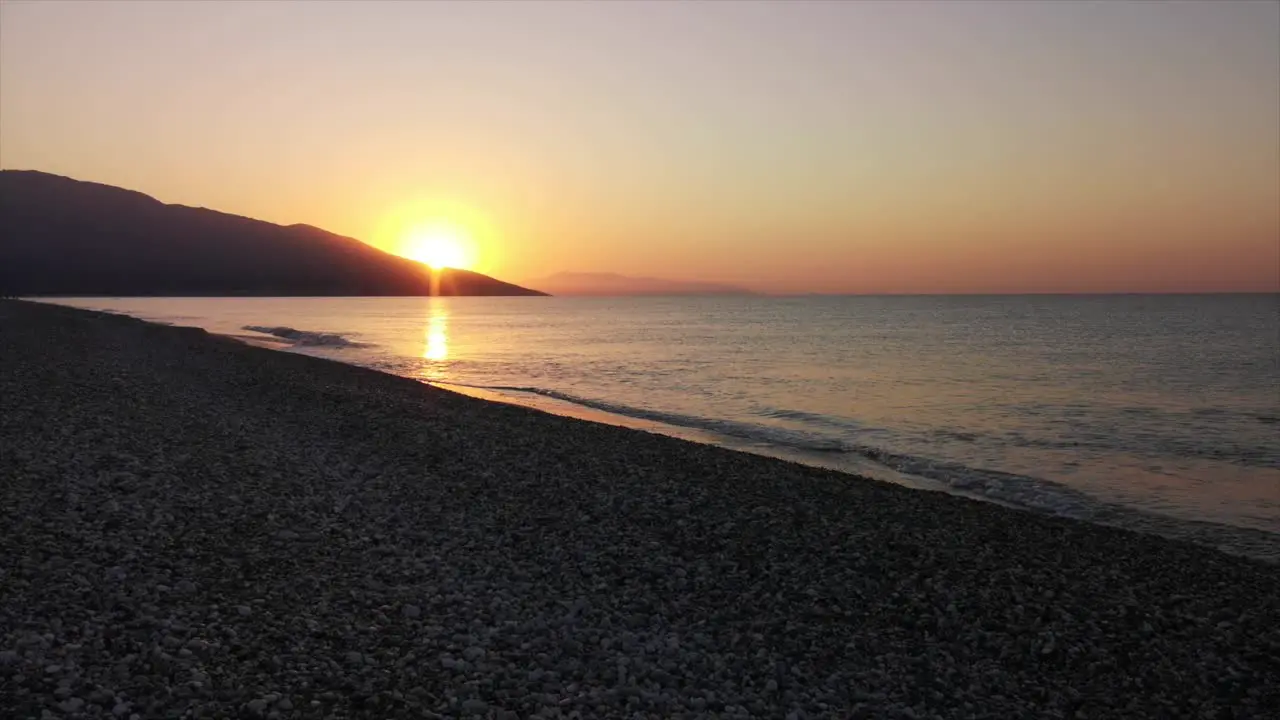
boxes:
[0,171,545,296]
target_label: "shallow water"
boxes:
[47,295,1280,546]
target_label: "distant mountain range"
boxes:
[0,171,544,297]
[530,272,755,297]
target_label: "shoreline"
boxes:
[423,381,1280,563]
[37,295,1280,556]
[3,298,1279,718]
[214,315,1280,564]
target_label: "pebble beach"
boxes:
[2,299,1278,719]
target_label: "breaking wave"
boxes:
[440,383,850,453]
[433,380,1280,560]
[438,382,1113,518]
[242,325,372,348]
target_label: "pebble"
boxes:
[1,299,1278,720]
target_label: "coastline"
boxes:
[421,381,1280,563]
[38,294,1280,558]
[2,298,1278,718]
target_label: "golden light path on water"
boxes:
[421,298,449,381]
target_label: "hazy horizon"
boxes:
[2,0,1277,294]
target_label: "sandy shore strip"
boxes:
[2,299,1277,719]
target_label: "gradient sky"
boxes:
[2,0,1277,293]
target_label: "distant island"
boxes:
[530,272,756,297]
[0,170,545,297]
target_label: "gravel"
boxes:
[2,299,1279,719]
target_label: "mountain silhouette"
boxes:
[0,171,545,297]
[530,272,756,297]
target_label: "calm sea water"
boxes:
[49,295,1280,556]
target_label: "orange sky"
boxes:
[1,0,1276,293]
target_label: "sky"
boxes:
[1,0,1277,294]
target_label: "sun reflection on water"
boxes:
[425,315,448,361]
[421,300,449,381]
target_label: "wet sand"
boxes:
[2,299,1277,719]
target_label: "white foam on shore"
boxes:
[427,380,1280,563]
[242,325,373,348]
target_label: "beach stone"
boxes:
[1,299,1278,720]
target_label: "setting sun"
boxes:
[402,223,473,270]
[375,197,497,276]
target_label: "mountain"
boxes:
[530,272,756,297]
[0,170,545,297]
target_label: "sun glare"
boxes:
[379,198,494,274]
[403,223,473,270]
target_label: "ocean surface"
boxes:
[47,295,1280,558]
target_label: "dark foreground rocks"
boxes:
[1,299,1278,719]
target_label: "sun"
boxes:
[379,198,494,273]
[402,223,473,270]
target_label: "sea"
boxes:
[47,294,1280,560]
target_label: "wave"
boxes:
[982,425,1280,471]
[242,325,372,349]
[843,444,1109,520]
[435,382,1280,563]
[756,406,865,431]
[437,382,851,453]
[436,382,1128,521]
